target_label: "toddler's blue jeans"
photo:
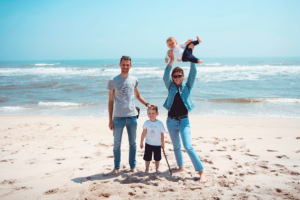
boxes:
[166,117,204,171]
[113,116,137,169]
[182,40,200,63]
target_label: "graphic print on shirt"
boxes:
[116,81,134,96]
[148,125,157,138]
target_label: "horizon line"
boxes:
[1,56,300,62]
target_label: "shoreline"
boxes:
[0,115,300,199]
[1,113,300,119]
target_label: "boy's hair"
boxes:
[148,105,158,113]
[120,55,131,64]
[171,67,184,79]
[166,37,177,43]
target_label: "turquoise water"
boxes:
[0,57,300,118]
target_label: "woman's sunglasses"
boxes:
[172,75,183,79]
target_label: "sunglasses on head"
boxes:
[121,56,131,59]
[172,74,183,79]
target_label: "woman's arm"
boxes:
[186,62,197,90]
[163,50,174,89]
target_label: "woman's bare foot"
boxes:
[173,166,184,173]
[197,36,201,43]
[144,170,149,174]
[108,169,121,174]
[199,170,207,183]
[156,170,162,174]
[197,60,203,64]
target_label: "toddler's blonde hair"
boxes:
[166,37,177,43]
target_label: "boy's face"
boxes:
[167,39,177,50]
[147,109,158,121]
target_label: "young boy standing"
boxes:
[140,106,166,174]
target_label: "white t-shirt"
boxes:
[165,42,187,63]
[143,120,166,146]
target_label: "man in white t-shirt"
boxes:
[140,106,166,173]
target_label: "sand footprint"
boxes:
[276,155,289,159]
[43,188,59,195]
[81,156,92,159]
[267,149,278,152]
[55,158,66,161]
[245,153,259,157]
[0,179,18,185]
[224,155,232,160]
[259,165,268,169]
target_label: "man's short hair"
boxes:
[120,56,131,64]
[148,105,158,113]
[166,37,177,43]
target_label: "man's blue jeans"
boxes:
[113,116,137,169]
[166,117,204,171]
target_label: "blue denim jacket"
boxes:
[163,63,197,112]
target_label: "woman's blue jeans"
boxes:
[166,117,204,171]
[113,116,137,169]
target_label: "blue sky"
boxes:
[0,0,299,61]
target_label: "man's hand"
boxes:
[147,104,156,108]
[140,143,144,149]
[161,143,164,149]
[165,58,169,63]
[108,120,114,131]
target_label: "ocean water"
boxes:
[0,57,300,118]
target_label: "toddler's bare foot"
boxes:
[197,36,201,43]
[197,60,203,64]
[156,170,162,174]
[199,170,207,183]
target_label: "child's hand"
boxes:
[165,58,169,63]
[187,39,193,44]
[161,143,164,149]
[140,143,143,149]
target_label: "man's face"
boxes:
[119,59,132,74]
[167,39,177,50]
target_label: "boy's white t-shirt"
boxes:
[165,42,187,63]
[143,119,166,146]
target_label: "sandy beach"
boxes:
[0,115,300,199]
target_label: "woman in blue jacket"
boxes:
[163,44,207,183]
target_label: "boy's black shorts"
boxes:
[143,143,161,161]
